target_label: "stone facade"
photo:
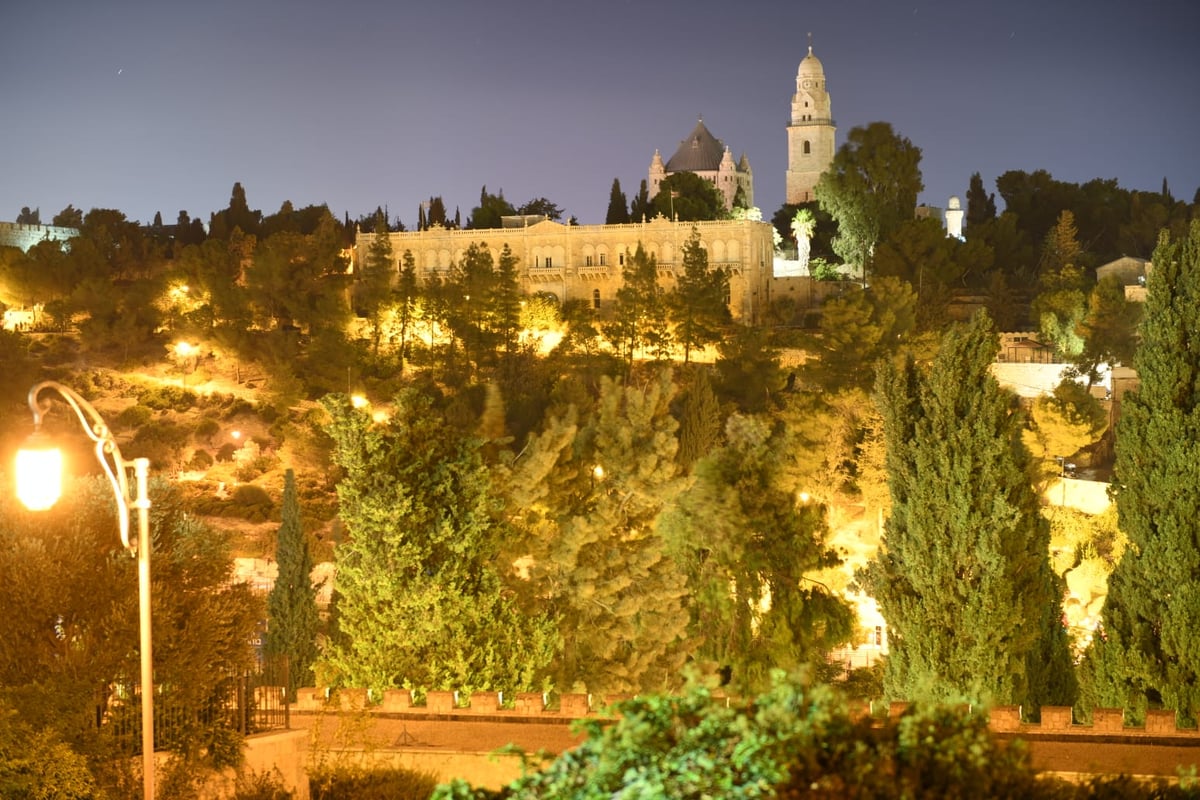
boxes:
[0,221,78,252]
[649,119,753,212]
[355,216,775,324]
[785,45,836,204]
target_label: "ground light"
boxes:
[14,380,155,800]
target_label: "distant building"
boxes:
[785,44,836,204]
[355,216,775,324]
[0,221,78,252]
[1095,256,1151,302]
[649,118,753,213]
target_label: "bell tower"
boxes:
[786,37,836,204]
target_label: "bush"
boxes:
[188,449,214,470]
[310,765,439,800]
[234,768,294,800]
[116,403,154,429]
[137,383,198,411]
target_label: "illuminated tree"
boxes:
[862,312,1073,709]
[503,371,691,693]
[264,469,319,699]
[321,390,554,695]
[814,276,916,391]
[1032,211,1088,358]
[815,122,923,274]
[1084,222,1200,722]
[603,243,670,367]
[669,229,730,364]
[661,413,853,693]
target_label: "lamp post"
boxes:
[15,381,155,800]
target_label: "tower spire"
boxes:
[807,31,813,54]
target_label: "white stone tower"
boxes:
[786,39,836,205]
[945,196,965,240]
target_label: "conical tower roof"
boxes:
[665,118,726,173]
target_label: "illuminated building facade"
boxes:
[355,216,775,324]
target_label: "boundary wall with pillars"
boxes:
[294,688,1200,740]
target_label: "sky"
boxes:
[3,0,1198,230]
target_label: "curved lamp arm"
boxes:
[26,380,137,552]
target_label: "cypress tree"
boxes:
[264,469,319,699]
[676,366,722,470]
[1085,221,1200,721]
[606,178,630,225]
[862,312,1073,709]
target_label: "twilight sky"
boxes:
[3,0,1197,229]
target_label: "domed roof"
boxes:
[797,45,824,79]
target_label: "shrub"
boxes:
[137,383,198,411]
[116,403,154,429]
[234,768,294,800]
[310,765,439,800]
[188,449,214,470]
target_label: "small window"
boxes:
[585,255,594,267]
[619,253,625,266]
[544,256,552,268]
[599,253,607,266]
[592,289,601,309]
[803,140,811,155]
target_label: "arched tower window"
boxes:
[803,140,811,155]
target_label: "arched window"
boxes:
[592,289,601,309]
[803,140,811,155]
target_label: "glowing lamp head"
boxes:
[16,433,64,511]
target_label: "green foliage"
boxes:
[603,243,671,367]
[814,276,916,391]
[502,371,690,693]
[436,675,1073,800]
[605,178,630,225]
[1023,380,1109,480]
[862,313,1074,710]
[0,706,101,800]
[320,390,555,696]
[660,414,854,693]
[0,479,261,790]
[651,171,726,222]
[136,383,198,412]
[469,186,516,230]
[1076,274,1144,381]
[310,764,439,800]
[668,228,731,364]
[1088,221,1200,722]
[713,326,781,414]
[265,470,320,699]
[675,366,723,470]
[815,122,924,272]
[233,768,294,800]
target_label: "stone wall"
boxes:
[0,221,77,252]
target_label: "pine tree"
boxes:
[660,413,854,693]
[396,249,419,367]
[606,178,630,225]
[669,228,730,364]
[264,469,319,699]
[862,312,1073,709]
[493,243,522,356]
[1085,221,1200,722]
[505,371,691,693]
[603,243,670,368]
[321,390,555,696]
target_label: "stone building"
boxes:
[648,119,753,212]
[0,221,78,252]
[355,216,775,324]
[785,44,836,204]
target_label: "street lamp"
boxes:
[15,381,155,800]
